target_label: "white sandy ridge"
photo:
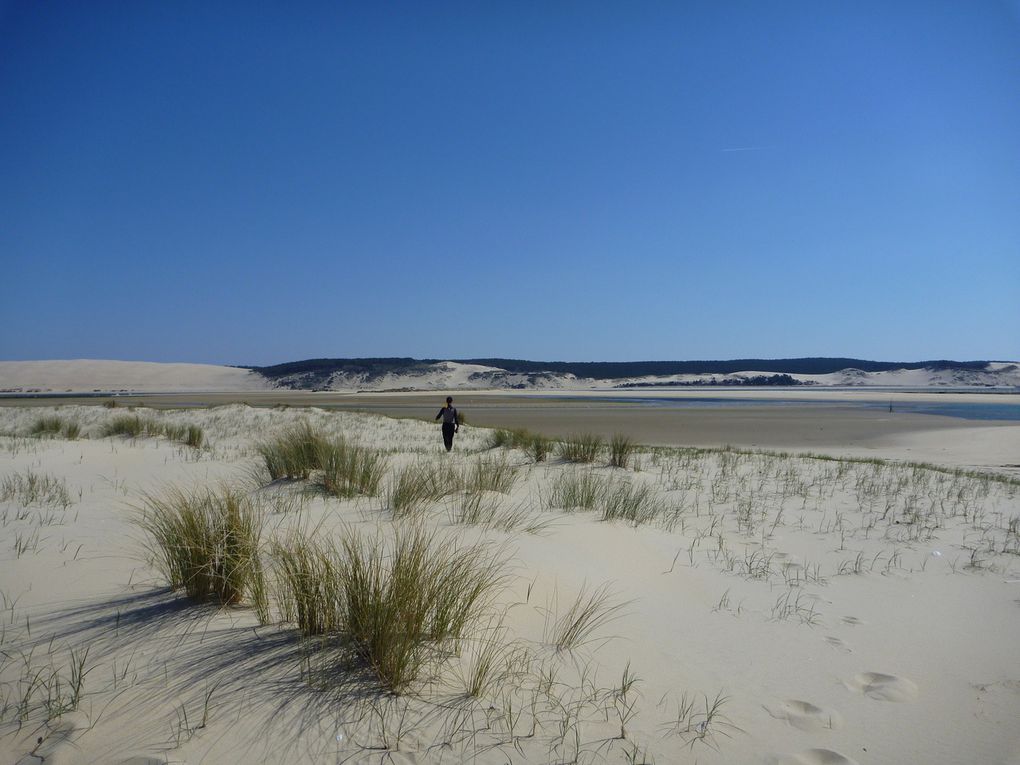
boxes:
[0,360,271,392]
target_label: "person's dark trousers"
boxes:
[442,423,456,452]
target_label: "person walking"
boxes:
[435,396,460,452]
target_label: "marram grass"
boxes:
[136,486,268,620]
[272,525,507,693]
[558,433,604,463]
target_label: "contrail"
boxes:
[721,146,767,152]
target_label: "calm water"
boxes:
[3,391,1019,422]
[546,396,1020,422]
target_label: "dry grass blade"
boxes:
[548,582,627,651]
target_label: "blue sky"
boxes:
[2,1,1018,365]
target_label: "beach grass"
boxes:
[0,468,73,509]
[273,525,507,692]
[136,486,267,617]
[548,582,627,652]
[314,436,388,498]
[385,461,452,518]
[609,434,636,469]
[559,433,604,463]
[257,421,328,480]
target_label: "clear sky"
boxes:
[2,1,1018,366]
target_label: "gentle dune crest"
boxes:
[0,359,272,392]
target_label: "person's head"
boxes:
[446,396,453,405]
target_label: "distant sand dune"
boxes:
[0,359,272,392]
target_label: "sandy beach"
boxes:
[5,388,1016,475]
[1,400,1018,764]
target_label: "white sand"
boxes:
[1,405,1018,764]
[0,360,272,393]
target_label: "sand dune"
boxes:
[0,360,272,393]
[1,404,1018,763]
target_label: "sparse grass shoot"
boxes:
[1,469,72,508]
[547,582,627,651]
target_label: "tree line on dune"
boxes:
[249,357,992,384]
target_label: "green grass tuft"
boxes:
[257,421,327,480]
[463,456,518,494]
[385,461,453,517]
[559,433,604,463]
[273,526,506,693]
[137,486,268,618]
[609,434,636,469]
[314,436,388,498]
[101,414,146,438]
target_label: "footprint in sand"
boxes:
[847,671,918,702]
[823,635,851,653]
[765,699,844,732]
[840,615,864,626]
[771,749,859,765]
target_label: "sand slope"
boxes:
[0,360,272,393]
[1,405,1018,764]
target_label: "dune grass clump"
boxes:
[527,433,552,462]
[101,414,203,447]
[548,471,662,526]
[559,433,604,463]
[600,481,661,525]
[386,461,456,517]
[101,414,146,438]
[487,429,514,449]
[548,471,606,511]
[314,436,388,498]
[488,428,552,462]
[609,434,636,469]
[30,415,65,437]
[451,492,551,534]
[137,486,268,619]
[273,526,506,693]
[463,456,518,494]
[257,421,327,480]
[31,415,81,440]
[163,423,205,449]
[272,532,340,636]
[340,526,504,691]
